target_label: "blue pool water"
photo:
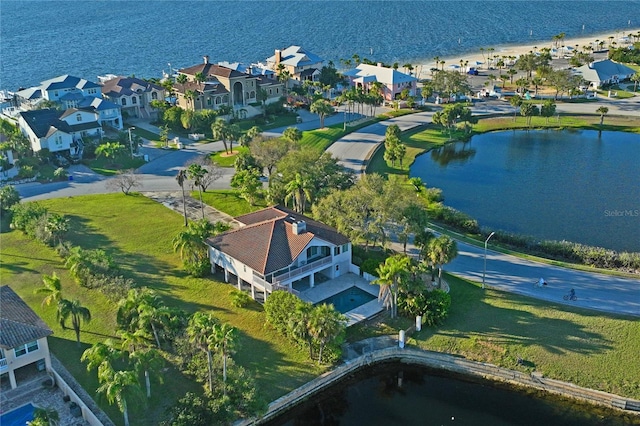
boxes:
[318,287,376,314]
[0,403,35,426]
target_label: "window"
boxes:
[269,89,272,95]
[122,98,127,106]
[215,97,221,105]
[152,92,158,100]
[342,244,349,253]
[276,88,279,94]
[132,97,137,104]
[334,246,340,256]
[250,91,255,98]
[14,340,39,357]
[207,98,212,106]
[76,114,82,122]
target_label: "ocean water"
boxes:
[1,1,639,90]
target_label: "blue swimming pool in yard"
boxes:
[0,403,35,426]
[317,287,376,314]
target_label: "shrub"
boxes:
[0,185,20,215]
[10,202,48,235]
[263,290,300,336]
[229,289,253,308]
[398,289,451,326]
[360,258,382,275]
[18,164,36,179]
[53,167,67,180]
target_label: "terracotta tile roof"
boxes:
[0,286,53,349]
[207,206,349,275]
[179,63,245,79]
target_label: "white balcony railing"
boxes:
[273,256,332,283]
[0,357,7,371]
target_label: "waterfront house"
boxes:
[265,46,324,85]
[100,75,165,120]
[0,286,53,390]
[343,63,417,102]
[206,206,352,301]
[573,59,637,89]
[217,61,284,104]
[14,75,101,111]
[17,108,100,157]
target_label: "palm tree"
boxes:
[631,73,640,92]
[35,272,62,307]
[282,127,302,144]
[187,312,218,393]
[373,254,411,318]
[172,219,215,272]
[211,118,230,154]
[427,235,458,288]
[57,298,91,345]
[81,340,120,379]
[45,213,69,246]
[596,106,609,126]
[309,99,333,129]
[308,304,346,364]
[288,302,314,359]
[137,303,173,349]
[97,369,143,426]
[210,322,238,395]
[175,169,189,226]
[284,173,313,213]
[30,407,60,426]
[187,163,208,219]
[129,348,164,398]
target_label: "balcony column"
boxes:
[224,268,229,283]
[251,284,255,300]
[237,276,242,290]
[309,274,315,288]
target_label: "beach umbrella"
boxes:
[448,64,460,69]
[474,61,483,66]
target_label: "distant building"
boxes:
[343,63,417,101]
[100,75,165,120]
[573,59,637,89]
[265,46,324,85]
[0,285,54,390]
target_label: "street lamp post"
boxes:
[482,231,495,289]
[128,127,136,157]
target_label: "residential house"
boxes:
[100,75,165,119]
[265,45,324,85]
[17,108,101,157]
[206,206,352,301]
[217,61,284,104]
[0,285,54,390]
[14,75,101,111]
[343,63,417,102]
[574,59,637,89]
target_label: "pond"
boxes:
[410,130,640,252]
[265,363,640,425]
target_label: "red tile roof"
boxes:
[206,206,349,275]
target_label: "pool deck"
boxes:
[299,273,384,326]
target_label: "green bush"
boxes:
[229,289,253,308]
[360,258,382,275]
[263,290,300,337]
[398,289,451,326]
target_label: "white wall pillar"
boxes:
[264,288,268,301]
[9,369,17,389]
[224,268,229,283]
[251,284,255,300]
[237,276,242,290]
[309,274,315,288]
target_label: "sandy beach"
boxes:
[416,28,640,77]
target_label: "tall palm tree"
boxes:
[187,312,218,393]
[288,302,314,359]
[596,106,609,126]
[35,272,62,307]
[187,163,208,219]
[57,299,91,345]
[97,369,143,426]
[129,348,164,398]
[175,169,189,226]
[81,340,120,379]
[427,235,458,288]
[210,322,238,395]
[374,254,411,318]
[284,173,313,213]
[308,304,346,364]
[211,118,230,154]
[137,303,173,349]
[309,99,333,129]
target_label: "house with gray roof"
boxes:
[17,108,100,156]
[206,206,352,301]
[15,75,102,111]
[100,75,165,119]
[265,46,324,85]
[573,59,637,89]
[1,285,54,389]
[343,63,417,102]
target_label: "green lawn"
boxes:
[0,194,323,426]
[85,156,146,176]
[210,146,249,167]
[348,274,640,400]
[197,189,267,217]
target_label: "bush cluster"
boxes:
[398,289,451,326]
[429,204,480,234]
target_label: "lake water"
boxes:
[410,130,640,252]
[265,363,640,426]
[1,1,640,90]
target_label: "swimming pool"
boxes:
[317,287,376,314]
[0,403,35,426]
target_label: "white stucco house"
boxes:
[0,285,54,390]
[343,63,417,101]
[17,108,101,157]
[206,206,352,300]
[573,59,637,89]
[265,46,324,84]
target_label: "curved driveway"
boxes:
[15,97,640,316]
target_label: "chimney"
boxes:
[377,62,383,67]
[203,55,209,65]
[275,49,282,65]
[292,220,306,235]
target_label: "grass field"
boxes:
[0,194,323,426]
[197,189,267,217]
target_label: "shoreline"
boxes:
[415,28,640,77]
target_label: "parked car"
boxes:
[467,68,479,76]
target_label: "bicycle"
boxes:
[563,293,578,301]
[533,278,547,288]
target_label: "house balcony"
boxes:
[0,357,7,373]
[272,256,332,284]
